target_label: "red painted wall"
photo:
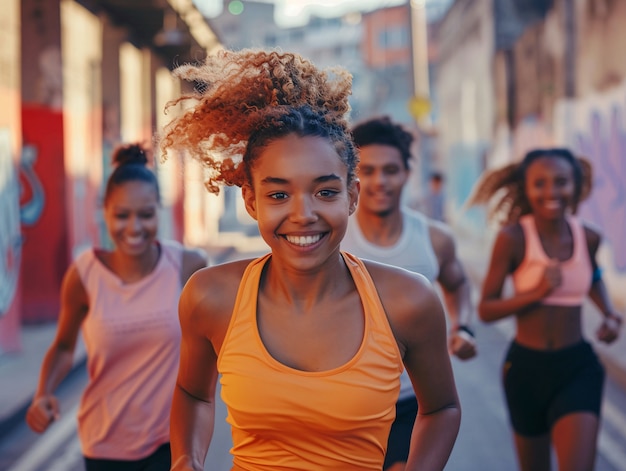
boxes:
[20,105,68,323]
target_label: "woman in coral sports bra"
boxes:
[468,148,623,471]
[160,48,460,471]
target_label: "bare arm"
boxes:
[26,264,88,433]
[404,279,460,471]
[478,226,557,322]
[170,270,221,471]
[430,222,476,359]
[372,264,461,470]
[584,227,623,343]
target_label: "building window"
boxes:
[378,26,408,49]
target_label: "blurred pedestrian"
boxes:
[26,143,208,471]
[422,171,446,222]
[159,48,460,471]
[343,115,476,471]
[468,147,623,471]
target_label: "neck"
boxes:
[111,242,160,281]
[533,215,569,236]
[355,208,403,246]
[262,251,350,313]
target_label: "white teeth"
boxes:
[544,201,560,209]
[286,234,322,246]
[126,236,143,245]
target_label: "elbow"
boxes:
[46,342,76,363]
[477,304,495,323]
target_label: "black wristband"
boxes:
[456,325,475,338]
[592,267,603,283]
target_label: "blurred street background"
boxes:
[1,0,626,469]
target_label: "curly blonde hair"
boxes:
[159,49,356,194]
[467,148,593,226]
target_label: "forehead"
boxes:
[526,156,574,176]
[106,180,159,205]
[252,134,347,181]
[357,144,403,167]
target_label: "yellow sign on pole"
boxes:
[407,95,431,121]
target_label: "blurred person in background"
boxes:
[342,115,476,471]
[422,171,446,222]
[468,147,623,471]
[26,143,207,471]
[159,48,461,471]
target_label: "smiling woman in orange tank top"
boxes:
[159,49,461,471]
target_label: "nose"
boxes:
[290,195,318,224]
[371,169,387,186]
[129,215,143,232]
[545,180,560,197]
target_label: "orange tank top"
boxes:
[512,215,592,306]
[218,252,403,471]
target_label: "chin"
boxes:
[374,208,394,217]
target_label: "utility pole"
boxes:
[408,0,431,126]
[563,0,576,97]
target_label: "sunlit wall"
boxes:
[0,0,23,352]
[62,0,103,257]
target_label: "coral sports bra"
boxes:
[512,215,592,306]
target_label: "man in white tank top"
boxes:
[342,116,476,471]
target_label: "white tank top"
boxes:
[341,208,439,400]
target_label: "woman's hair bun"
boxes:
[112,143,149,167]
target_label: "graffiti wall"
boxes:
[0,0,22,353]
[554,83,626,277]
[0,128,22,352]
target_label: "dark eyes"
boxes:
[360,167,400,176]
[114,212,155,219]
[318,189,339,198]
[268,189,339,200]
[531,176,571,187]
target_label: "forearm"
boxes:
[442,279,472,328]
[478,289,543,323]
[404,404,461,471]
[170,384,215,471]
[35,347,75,397]
[588,280,618,318]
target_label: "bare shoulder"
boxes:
[495,222,525,252]
[182,259,252,313]
[362,258,433,291]
[62,262,89,307]
[581,220,602,249]
[427,218,456,258]
[361,259,443,350]
[492,222,524,268]
[500,222,523,241]
[179,259,254,340]
[427,217,455,241]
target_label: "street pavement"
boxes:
[1,232,625,468]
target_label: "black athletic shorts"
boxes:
[502,340,605,437]
[384,395,418,469]
[84,443,171,471]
